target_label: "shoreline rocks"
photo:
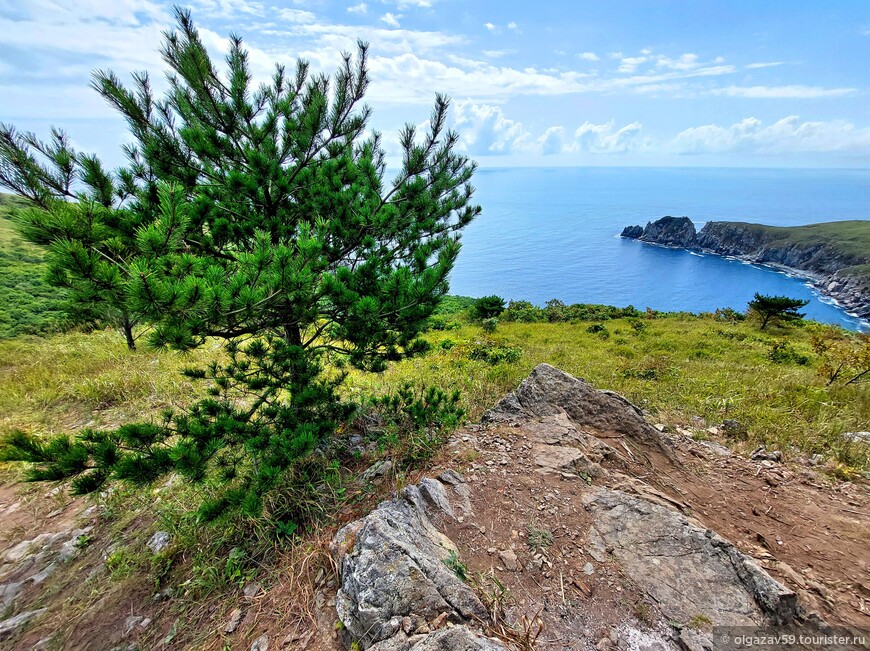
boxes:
[621,217,870,320]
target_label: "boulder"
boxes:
[368,626,507,651]
[483,364,675,461]
[331,474,496,649]
[583,488,800,626]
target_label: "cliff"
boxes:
[622,217,870,319]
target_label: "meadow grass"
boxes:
[0,311,866,473]
[0,195,71,339]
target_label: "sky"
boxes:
[1,0,869,169]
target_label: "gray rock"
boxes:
[123,615,144,637]
[361,459,394,483]
[0,581,22,610]
[0,609,47,640]
[620,225,644,239]
[147,531,171,555]
[841,431,870,444]
[332,474,488,648]
[498,549,518,572]
[250,633,269,651]
[583,488,799,626]
[532,443,605,477]
[483,364,675,461]
[224,607,243,633]
[243,581,262,598]
[751,447,782,462]
[368,626,507,651]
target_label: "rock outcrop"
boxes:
[621,217,870,319]
[484,362,677,462]
[584,488,799,626]
[332,365,818,651]
[331,471,506,650]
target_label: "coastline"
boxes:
[621,218,870,329]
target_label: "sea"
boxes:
[448,167,870,331]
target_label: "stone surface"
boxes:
[532,443,605,478]
[841,431,870,444]
[146,531,171,555]
[498,549,518,572]
[483,364,675,461]
[250,633,269,651]
[0,609,47,640]
[361,460,394,483]
[224,608,243,633]
[332,474,496,650]
[583,488,800,626]
[243,582,262,598]
[367,626,507,651]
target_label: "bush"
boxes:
[713,307,746,323]
[481,317,498,333]
[468,343,523,365]
[500,300,544,323]
[369,384,465,467]
[472,295,506,320]
[768,341,810,365]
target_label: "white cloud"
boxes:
[273,8,318,23]
[452,101,531,155]
[507,21,518,31]
[577,52,599,62]
[347,3,368,15]
[618,56,648,74]
[484,22,496,31]
[710,85,855,99]
[655,53,699,70]
[538,126,566,155]
[571,121,645,153]
[744,61,784,70]
[672,116,870,155]
[381,12,401,27]
[482,50,512,58]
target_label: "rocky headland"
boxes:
[621,217,870,319]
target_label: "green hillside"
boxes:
[713,220,870,263]
[0,193,70,338]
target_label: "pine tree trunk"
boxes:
[283,322,302,346]
[121,314,136,351]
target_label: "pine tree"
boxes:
[0,9,480,521]
[0,127,143,348]
[747,293,808,329]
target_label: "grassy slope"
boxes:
[712,220,870,263]
[1,314,867,472]
[0,193,70,339]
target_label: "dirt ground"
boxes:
[429,420,868,648]
[0,415,867,650]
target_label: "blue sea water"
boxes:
[448,167,870,331]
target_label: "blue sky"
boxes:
[1,0,869,168]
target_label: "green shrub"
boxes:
[713,307,746,323]
[472,295,506,320]
[768,341,810,365]
[481,317,498,333]
[468,343,522,365]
